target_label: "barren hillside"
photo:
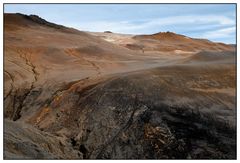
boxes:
[4,13,236,159]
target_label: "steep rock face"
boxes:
[27,64,236,159]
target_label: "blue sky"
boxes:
[4,4,236,44]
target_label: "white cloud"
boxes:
[201,27,236,39]
[66,14,235,35]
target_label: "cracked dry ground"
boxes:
[4,13,236,159]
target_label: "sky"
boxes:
[4,4,236,44]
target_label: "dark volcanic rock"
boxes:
[29,64,236,159]
[104,31,113,33]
